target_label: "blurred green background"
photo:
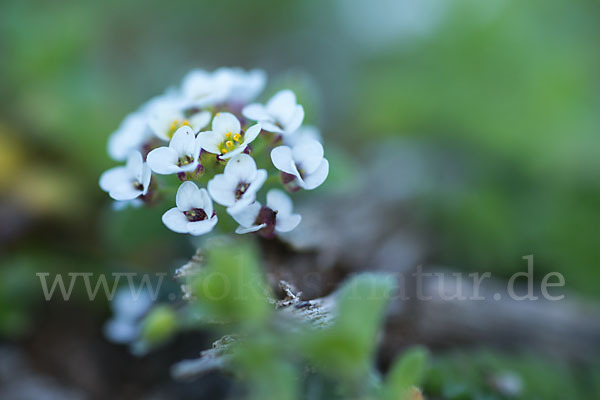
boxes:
[0,0,599,397]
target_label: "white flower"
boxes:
[107,90,182,160]
[162,181,218,236]
[146,126,202,175]
[283,125,322,147]
[181,69,231,108]
[107,111,153,162]
[231,189,301,236]
[149,105,210,142]
[182,68,266,108]
[242,89,304,135]
[214,67,266,105]
[100,151,151,201]
[197,112,261,159]
[207,154,267,213]
[270,138,329,190]
[104,287,152,344]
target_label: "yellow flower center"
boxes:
[168,119,191,138]
[219,131,242,154]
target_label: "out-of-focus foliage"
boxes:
[141,305,178,347]
[0,256,39,337]
[300,274,396,378]
[179,243,425,400]
[190,241,271,326]
[382,347,428,400]
[356,0,600,294]
[425,350,600,400]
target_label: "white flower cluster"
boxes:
[100,68,329,238]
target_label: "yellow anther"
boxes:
[233,133,241,142]
[182,119,191,126]
[225,140,234,148]
[216,112,221,116]
[225,132,232,139]
[222,149,228,154]
[169,120,179,130]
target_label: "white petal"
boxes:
[169,126,196,156]
[193,135,203,160]
[189,111,211,132]
[235,224,266,234]
[242,104,271,122]
[162,208,189,233]
[229,201,261,227]
[226,196,256,215]
[207,174,237,207]
[181,69,210,99]
[147,147,180,175]
[181,69,226,107]
[275,213,301,233]
[247,169,267,196]
[283,105,304,134]
[266,189,294,216]
[199,188,214,217]
[99,167,129,192]
[224,154,257,182]
[187,216,218,236]
[112,199,142,211]
[112,288,151,318]
[176,181,204,211]
[196,131,223,154]
[107,113,150,161]
[243,124,262,144]
[224,68,266,103]
[293,139,324,175]
[104,318,138,344]
[260,121,285,134]
[301,158,329,190]
[149,107,184,141]
[266,90,296,124]
[110,184,143,201]
[220,147,245,159]
[126,151,144,178]
[212,112,240,135]
[283,125,322,147]
[141,163,152,194]
[271,146,300,177]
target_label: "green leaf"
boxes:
[301,273,396,379]
[191,239,271,326]
[382,347,428,400]
[141,305,177,347]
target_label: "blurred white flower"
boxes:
[271,138,329,190]
[107,111,153,162]
[104,287,152,344]
[242,90,304,135]
[231,189,301,236]
[111,199,144,211]
[99,151,151,201]
[283,125,322,147]
[181,69,230,108]
[214,67,266,105]
[162,181,218,235]
[149,105,211,142]
[182,68,266,108]
[197,112,261,159]
[208,154,267,214]
[107,91,180,161]
[146,126,202,175]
